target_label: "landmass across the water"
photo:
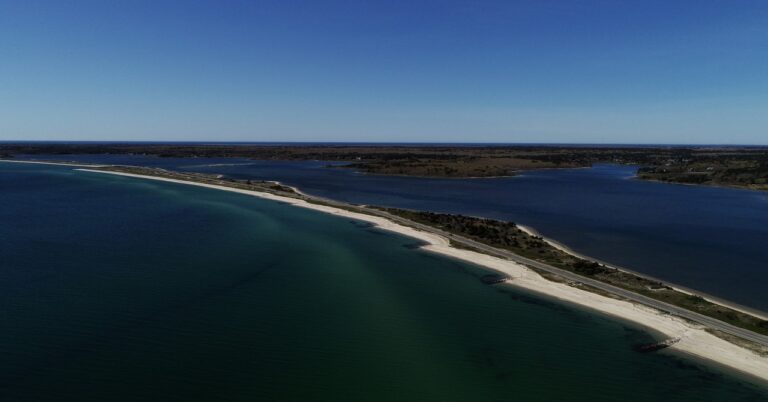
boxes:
[2,143,767,190]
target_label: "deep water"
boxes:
[1,162,766,401]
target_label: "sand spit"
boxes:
[67,168,768,382]
[517,225,768,322]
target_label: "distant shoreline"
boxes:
[0,159,106,168]
[3,158,768,383]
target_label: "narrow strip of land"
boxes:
[291,190,768,346]
[7,159,768,343]
[2,159,766,381]
[69,165,768,381]
[371,209,768,346]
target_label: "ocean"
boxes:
[1,162,766,400]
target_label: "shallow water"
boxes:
[1,163,766,400]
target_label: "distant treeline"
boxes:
[2,143,767,188]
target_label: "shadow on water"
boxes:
[439,248,768,392]
[420,250,586,318]
[349,220,374,228]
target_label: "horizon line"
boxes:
[2,140,768,148]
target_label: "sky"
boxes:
[0,0,766,144]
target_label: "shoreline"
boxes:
[516,225,768,321]
[2,159,767,383]
[634,174,768,193]
[70,167,768,383]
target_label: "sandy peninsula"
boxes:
[3,160,764,382]
[62,167,768,383]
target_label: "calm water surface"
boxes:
[14,154,768,312]
[1,162,766,400]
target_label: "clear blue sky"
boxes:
[1,0,766,144]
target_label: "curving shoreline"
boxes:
[516,224,768,322]
[2,159,766,383]
[68,167,768,383]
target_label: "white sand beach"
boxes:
[70,167,768,382]
[517,224,768,322]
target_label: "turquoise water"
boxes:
[1,163,766,401]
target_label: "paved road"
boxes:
[339,203,768,347]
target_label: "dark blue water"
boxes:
[12,154,768,313]
[2,162,767,400]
